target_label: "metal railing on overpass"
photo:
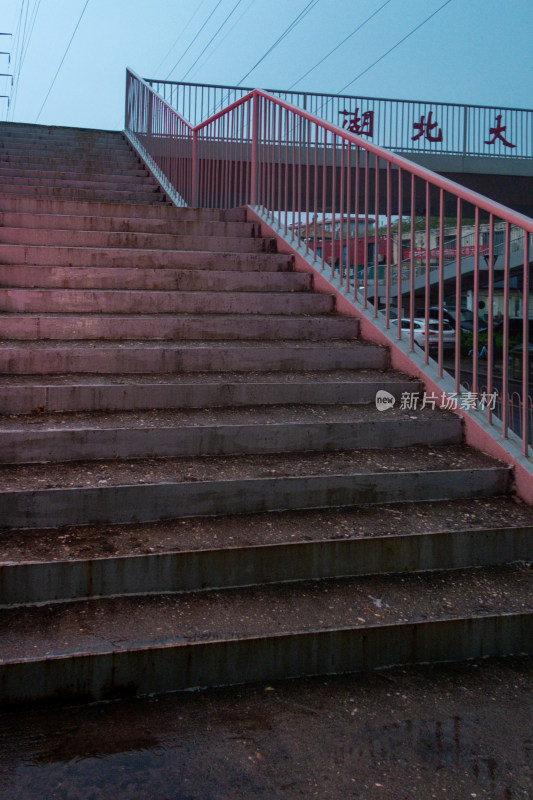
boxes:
[144,78,533,160]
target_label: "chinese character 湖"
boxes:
[340,108,374,137]
[484,114,516,149]
[411,111,443,143]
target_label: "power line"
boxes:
[337,0,454,94]
[8,0,30,120]
[165,0,225,80]
[288,0,395,90]
[181,0,247,81]
[152,0,211,77]
[236,0,321,86]
[188,0,258,81]
[10,0,41,120]
[20,0,41,69]
[35,0,91,123]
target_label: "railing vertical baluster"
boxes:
[424,182,430,364]
[397,167,403,333]
[472,207,481,398]
[339,137,345,291]
[437,188,444,377]
[321,126,326,272]
[312,122,318,263]
[373,155,379,317]
[251,91,258,207]
[363,150,369,309]
[454,199,462,394]
[384,161,391,327]
[486,214,495,425]
[409,176,415,351]
[353,143,359,303]
[522,232,530,455]
[345,141,351,294]
[330,133,336,282]
[502,222,511,437]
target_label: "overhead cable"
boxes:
[289,0,395,89]
[181,0,247,81]
[236,0,321,86]
[35,0,91,123]
[152,0,210,77]
[188,0,258,81]
[165,0,225,80]
[337,0,454,94]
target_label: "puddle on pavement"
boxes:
[0,659,530,799]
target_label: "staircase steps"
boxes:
[0,244,292,269]
[0,405,463,464]
[0,194,247,220]
[0,119,531,706]
[0,370,419,414]
[0,212,257,236]
[1,497,531,603]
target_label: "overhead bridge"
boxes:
[146,79,533,217]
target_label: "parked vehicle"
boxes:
[428,305,486,333]
[391,318,456,351]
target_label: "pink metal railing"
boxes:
[125,68,533,459]
[125,69,194,205]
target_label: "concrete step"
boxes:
[0,122,125,141]
[0,140,135,156]
[0,311,355,341]
[0,175,161,194]
[0,406,463,464]
[0,147,141,162]
[0,154,146,171]
[0,288,333,315]
[0,184,168,203]
[0,227,278,253]
[0,195,246,221]
[2,497,532,605]
[0,162,149,179]
[0,266,303,292]
[0,370,417,413]
[1,561,530,698]
[0,212,256,237]
[0,445,511,528]
[0,565,529,704]
[0,244,293,270]
[0,340,387,375]
[0,166,152,184]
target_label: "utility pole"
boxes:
[0,33,12,121]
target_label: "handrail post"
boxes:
[124,69,130,132]
[250,91,259,206]
[192,129,199,207]
[462,105,468,157]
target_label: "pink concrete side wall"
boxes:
[245,206,533,504]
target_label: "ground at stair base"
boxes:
[0,657,530,800]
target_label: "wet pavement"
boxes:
[0,657,530,799]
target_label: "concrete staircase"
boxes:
[0,121,531,705]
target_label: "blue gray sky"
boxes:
[1,0,532,130]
